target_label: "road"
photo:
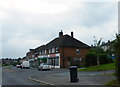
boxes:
[2,66,68,86]
[2,66,115,86]
[2,66,44,85]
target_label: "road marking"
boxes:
[28,77,56,86]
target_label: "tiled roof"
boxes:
[45,34,90,49]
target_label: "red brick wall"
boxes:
[59,47,89,68]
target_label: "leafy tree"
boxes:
[92,37,104,66]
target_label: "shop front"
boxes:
[47,53,60,68]
[38,53,60,68]
[38,55,48,65]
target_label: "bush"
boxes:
[99,54,113,64]
[11,62,20,66]
[85,52,97,67]
[2,64,10,66]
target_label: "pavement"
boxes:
[28,69,116,86]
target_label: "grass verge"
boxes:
[78,63,115,71]
[105,80,120,87]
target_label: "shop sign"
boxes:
[48,53,60,58]
[28,59,34,61]
[38,55,48,58]
[48,54,56,57]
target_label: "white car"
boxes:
[38,63,51,71]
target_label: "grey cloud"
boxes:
[2,1,117,58]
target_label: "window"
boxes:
[46,49,49,54]
[45,50,47,54]
[76,49,80,55]
[39,51,42,55]
[56,47,59,52]
[42,50,45,54]
[52,48,55,53]
[74,58,82,62]
[49,49,51,54]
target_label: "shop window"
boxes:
[76,49,80,55]
[55,58,59,66]
[48,58,59,66]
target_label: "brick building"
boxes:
[27,31,90,68]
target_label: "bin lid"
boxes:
[69,66,78,69]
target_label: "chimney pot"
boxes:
[71,31,73,38]
[59,30,63,38]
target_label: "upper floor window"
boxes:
[56,47,59,52]
[42,50,45,55]
[52,48,55,53]
[39,51,42,55]
[49,49,51,54]
[76,49,80,55]
[45,50,47,54]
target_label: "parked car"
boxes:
[38,63,51,71]
[16,64,22,68]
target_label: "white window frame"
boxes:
[52,48,55,53]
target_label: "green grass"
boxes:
[105,80,120,87]
[78,63,115,71]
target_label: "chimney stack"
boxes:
[71,31,73,38]
[59,30,63,38]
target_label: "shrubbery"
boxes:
[99,53,113,64]
[85,52,113,67]
[2,64,10,66]
[11,62,20,66]
[85,52,97,67]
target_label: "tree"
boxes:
[113,34,120,82]
[93,37,104,66]
[85,36,113,67]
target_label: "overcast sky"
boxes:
[0,0,118,59]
